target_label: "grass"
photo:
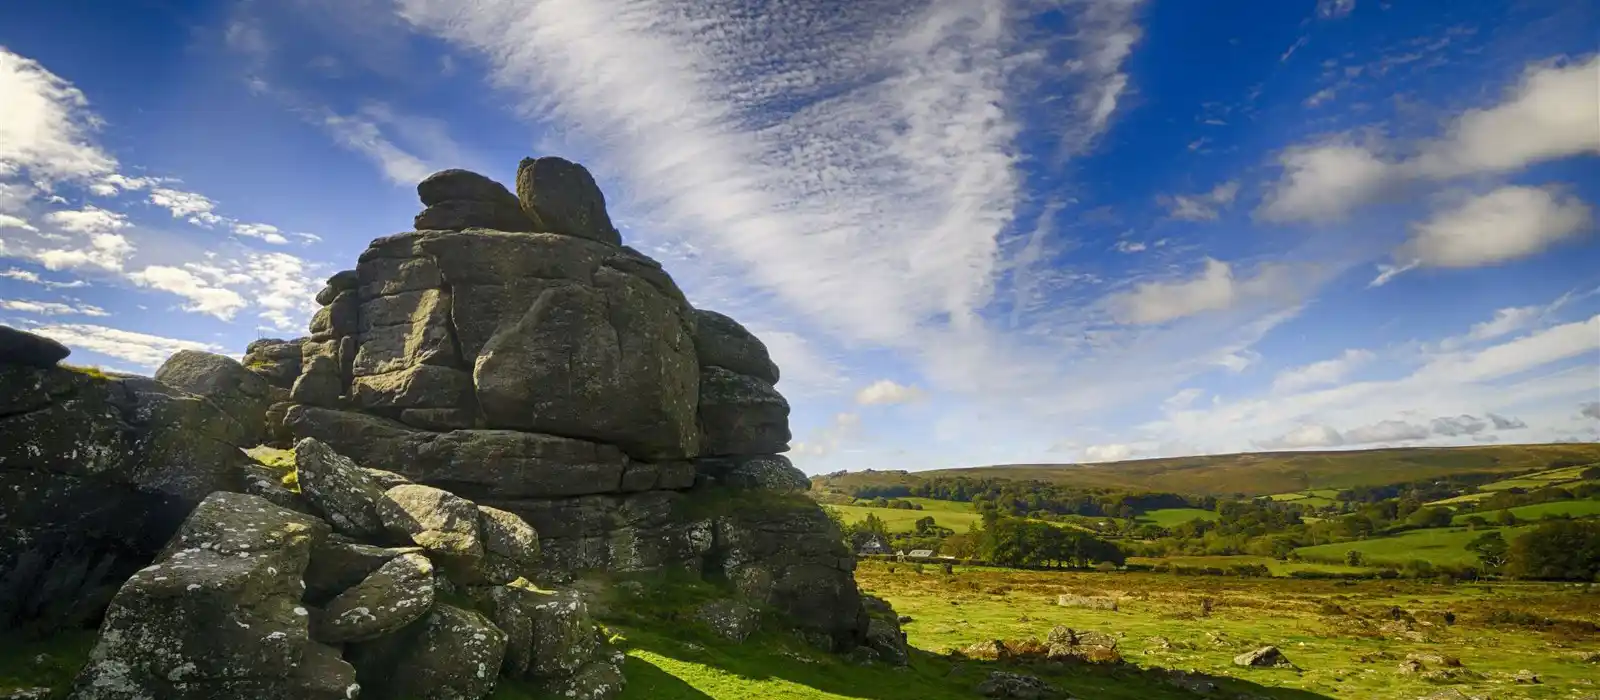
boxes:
[1293,525,1541,567]
[826,503,984,533]
[246,445,299,490]
[1136,508,1220,527]
[817,443,1600,497]
[1125,555,1376,577]
[858,561,1600,700]
[0,631,96,697]
[1427,465,1600,506]
[1450,500,1600,525]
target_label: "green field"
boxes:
[1135,508,1220,527]
[1293,525,1540,567]
[816,443,1600,497]
[826,503,985,533]
[859,562,1600,700]
[1450,499,1600,525]
[1428,464,1599,506]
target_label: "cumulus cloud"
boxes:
[34,233,134,272]
[0,213,37,231]
[855,379,926,406]
[41,206,129,234]
[1402,186,1591,268]
[0,298,108,317]
[790,412,862,460]
[1273,349,1374,393]
[1430,414,1488,436]
[1578,402,1600,420]
[1259,55,1600,223]
[26,323,223,368]
[1343,419,1430,444]
[0,268,86,288]
[1487,413,1527,430]
[128,265,249,320]
[1257,424,1345,450]
[1082,443,1140,463]
[231,222,290,245]
[0,49,117,182]
[1161,181,1239,221]
[1110,259,1295,324]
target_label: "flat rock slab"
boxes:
[295,437,388,539]
[0,325,69,367]
[315,551,435,643]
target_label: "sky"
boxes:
[1,0,1597,474]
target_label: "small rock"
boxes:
[377,484,484,576]
[695,599,762,642]
[295,437,388,539]
[1513,669,1541,684]
[3,688,52,700]
[315,552,435,643]
[474,504,541,584]
[347,603,507,700]
[290,355,344,408]
[975,670,1059,699]
[1233,645,1293,669]
[1056,594,1118,610]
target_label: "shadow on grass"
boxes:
[618,626,1335,700]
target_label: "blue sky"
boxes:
[1,0,1597,474]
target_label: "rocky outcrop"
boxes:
[6,156,892,697]
[155,350,276,445]
[0,342,254,637]
[0,326,70,367]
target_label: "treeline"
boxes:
[852,477,1202,519]
[834,510,1125,570]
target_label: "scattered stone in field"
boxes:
[897,615,913,624]
[975,670,1059,699]
[1405,652,1460,667]
[1418,667,1478,682]
[1163,670,1217,695]
[1513,669,1541,684]
[1574,650,1600,663]
[847,646,879,665]
[1417,690,1489,700]
[1145,636,1172,651]
[961,640,1013,662]
[1233,645,1294,669]
[1056,594,1117,611]
[1397,660,1424,675]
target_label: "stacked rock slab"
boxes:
[273,158,870,651]
[73,441,623,700]
[0,329,252,637]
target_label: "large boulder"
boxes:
[515,157,621,245]
[0,325,69,367]
[347,603,507,700]
[71,492,349,699]
[294,438,388,540]
[376,484,484,575]
[475,505,540,585]
[415,168,536,233]
[697,454,809,492]
[303,538,423,605]
[698,366,791,456]
[243,338,305,390]
[154,350,274,444]
[0,366,251,636]
[692,310,779,384]
[285,406,632,500]
[709,496,861,649]
[314,551,435,643]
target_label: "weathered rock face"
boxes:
[514,156,621,246]
[71,492,350,700]
[0,358,251,637]
[243,338,305,390]
[155,350,276,445]
[0,326,70,368]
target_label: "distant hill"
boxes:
[813,443,1600,497]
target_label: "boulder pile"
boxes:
[1,156,901,698]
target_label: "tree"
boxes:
[1496,509,1518,526]
[913,516,938,536]
[1345,550,1365,567]
[1504,520,1600,581]
[1466,531,1509,569]
[1406,506,1453,529]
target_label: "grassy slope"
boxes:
[1428,465,1598,506]
[860,562,1600,700]
[1293,525,1542,567]
[826,503,984,533]
[1136,508,1220,527]
[818,443,1600,497]
[1449,500,1600,525]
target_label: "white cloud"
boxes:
[1343,419,1430,444]
[0,48,117,183]
[855,379,926,406]
[1260,55,1600,223]
[0,268,86,288]
[1257,424,1344,449]
[790,412,862,459]
[1216,350,1260,374]
[147,187,225,226]
[1161,181,1239,221]
[1316,0,1356,20]
[1257,142,1393,223]
[317,110,434,185]
[0,213,37,231]
[1083,443,1140,463]
[41,206,129,234]
[1273,349,1375,393]
[128,265,249,320]
[1058,0,1147,154]
[26,323,224,369]
[0,298,107,317]
[232,222,290,245]
[1404,186,1591,268]
[1114,240,1147,253]
[1412,55,1600,178]
[1110,258,1295,324]
[1162,388,1204,411]
[1582,402,1600,420]
[34,233,134,272]
[1413,315,1599,384]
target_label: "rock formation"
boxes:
[0,156,900,699]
